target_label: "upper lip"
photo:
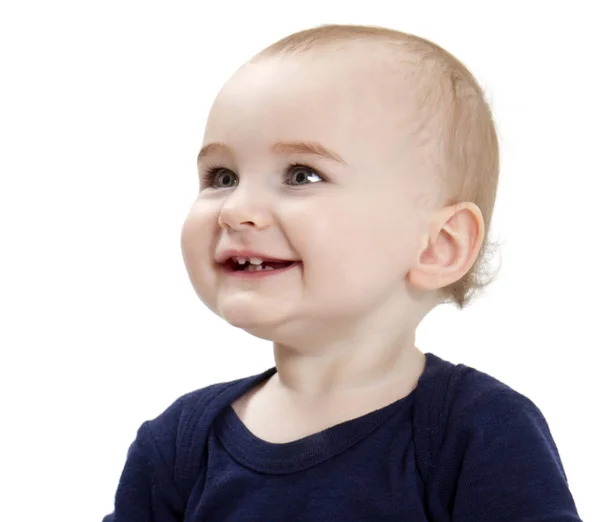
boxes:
[216,249,298,264]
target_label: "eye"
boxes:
[201,167,238,189]
[200,163,326,190]
[285,164,325,186]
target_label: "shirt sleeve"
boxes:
[448,390,582,521]
[102,420,186,522]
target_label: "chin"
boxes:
[228,321,283,344]
[218,304,283,337]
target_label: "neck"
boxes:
[271,331,425,402]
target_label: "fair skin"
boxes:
[181,43,484,430]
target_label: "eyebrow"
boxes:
[196,141,346,165]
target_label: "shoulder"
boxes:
[105,371,274,518]
[424,358,580,519]
[147,370,270,436]
[127,369,274,494]
[419,353,560,472]
[418,353,543,433]
[448,360,548,432]
[435,357,569,487]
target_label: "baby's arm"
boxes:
[445,390,581,521]
[103,400,187,522]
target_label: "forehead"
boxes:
[203,47,422,164]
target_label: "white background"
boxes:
[0,1,596,520]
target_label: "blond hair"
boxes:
[254,24,501,309]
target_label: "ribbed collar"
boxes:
[213,354,440,474]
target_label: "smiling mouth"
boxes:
[222,258,297,272]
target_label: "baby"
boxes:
[104,25,581,521]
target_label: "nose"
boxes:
[217,185,271,231]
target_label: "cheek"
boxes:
[180,205,219,291]
[181,207,211,256]
[289,199,420,280]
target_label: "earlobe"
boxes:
[407,203,485,292]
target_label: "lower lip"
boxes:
[219,261,302,278]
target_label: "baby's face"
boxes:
[181,47,441,343]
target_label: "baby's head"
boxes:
[181,25,500,346]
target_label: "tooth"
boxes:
[235,257,247,265]
[249,257,263,265]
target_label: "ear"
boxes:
[407,202,485,292]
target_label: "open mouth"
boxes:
[222,257,297,273]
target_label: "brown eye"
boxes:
[215,169,237,188]
[201,164,325,189]
[286,164,324,186]
[202,167,238,188]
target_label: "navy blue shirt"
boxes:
[103,352,582,521]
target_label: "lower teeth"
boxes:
[246,264,274,272]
